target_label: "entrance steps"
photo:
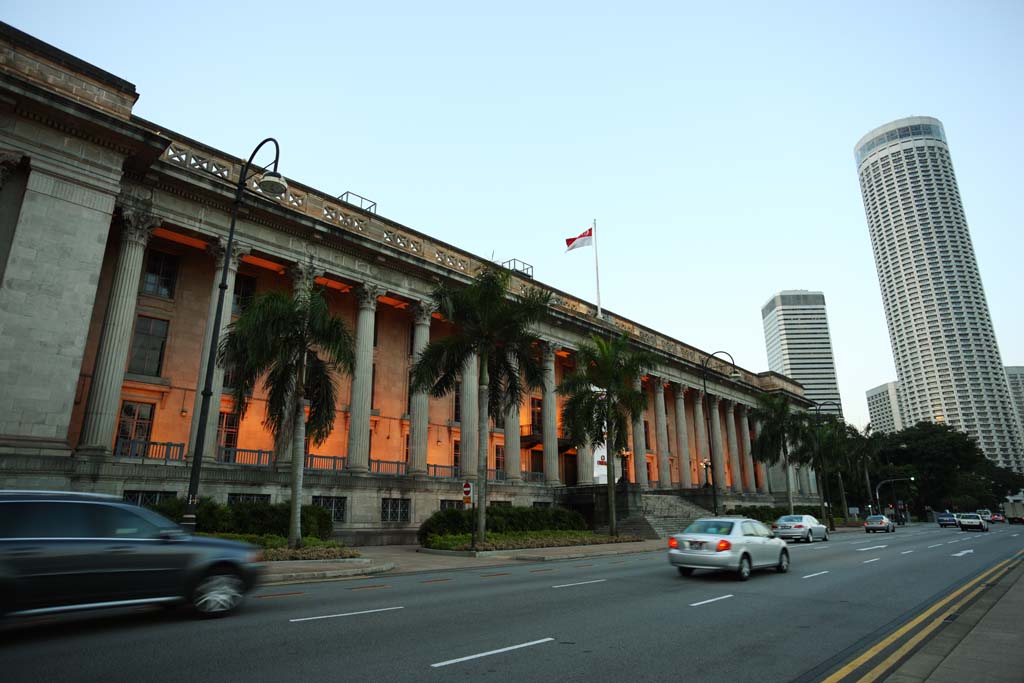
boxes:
[597,493,712,539]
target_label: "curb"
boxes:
[264,561,395,584]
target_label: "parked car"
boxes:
[990,513,1005,523]
[864,515,895,533]
[935,512,958,528]
[771,515,829,543]
[668,517,789,581]
[958,513,989,532]
[976,509,993,522]
[0,491,264,619]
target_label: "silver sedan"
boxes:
[668,517,790,581]
[771,515,829,543]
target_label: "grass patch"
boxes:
[424,530,644,551]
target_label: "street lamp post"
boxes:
[182,138,287,532]
[813,400,843,531]
[700,458,716,515]
[700,351,741,517]
[875,477,915,523]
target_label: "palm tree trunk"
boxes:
[289,396,307,549]
[837,471,849,524]
[864,460,873,513]
[816,469,827,523]
[476,354,489,543]
[784,444,794,515]
[606,414,617,536]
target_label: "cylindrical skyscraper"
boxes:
[855,116,1023,471]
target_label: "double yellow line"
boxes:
[823,549,1023,683]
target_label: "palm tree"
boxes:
[751,393,804,514]
[220,286,355,548]
[557,335,656,536]
[411,267,551,542]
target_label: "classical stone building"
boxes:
[0,23,814,543]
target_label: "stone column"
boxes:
[345,283,382,472]
[708,395,726,493]
[79,208,159,451]
[653,379,671,489]
[673,385,692,489]
[188,239,250,463]
[577,440,594,485]
[541,343,560,485]
[739,406,757,493]
[503,354,522,481]
[459,354,478,479]
[631,377,649,489]
[407,301,432,476]
[725,401,742,493]
[693,389,708,485]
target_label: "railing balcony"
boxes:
[114,439,186,463]
[521,471,545,483]
[487,469,507,481]
[217,447,273,467]
[428,464,459,479]
[519,423,542,438]
[305,454,347,471]
[369,458,407,475]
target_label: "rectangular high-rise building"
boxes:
[762,290,843,416]
[866,382,903,434]
[1006,367,1024,433]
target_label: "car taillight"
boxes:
[668,537,679,549]
[864,521,869,526]
[716,539,731,552]
[794,524,804,529]
[771,524,778,529]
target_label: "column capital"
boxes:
[289,261,320,292]
[653,379,665,395]
[411,300,434,326]
[706,393,720,406]
[356,283,384,311]
[725,401,736,415]
[120,205,160,245]
[541,341,556,365]
[208,238,251,272]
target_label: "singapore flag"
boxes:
[565,227,594,252]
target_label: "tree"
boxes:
[557,334,656,536]
[751,393,804,514]
[220,286,354,548]
[411,267,551,542]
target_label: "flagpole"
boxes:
[592,218,602,318]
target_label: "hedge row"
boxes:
[147,497,333,540]
[417,506,586,545]
[424,530,644,551]
[723,505,824,524]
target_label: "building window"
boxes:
[117,401,154,444]
[227,493,271,505]
[217,412,239,449]
[222,362,239,391]
[128,316,169,376]
[141,251,178,299]
[123,490,176,508]
[381,498,411,522]
[440,499,464,511]
[233,274,257,315]
[495,445,505,471]
[531,397,543,429]
[312,495,346,522]
[453,440,461,469]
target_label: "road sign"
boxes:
[463,481,473,505]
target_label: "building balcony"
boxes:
[217,447,273,468]
[114,438,186,463]
[305,454,347,472]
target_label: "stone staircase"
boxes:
[598,493,713,539]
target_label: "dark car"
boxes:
[936,512,958,528]
[0,491,263,619]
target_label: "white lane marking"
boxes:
[802,571,829,579]
[952,549,974,557]
[690,594,734,607]
[928,544,944,548]
[901,550,914,555]
[946,540,960,544]
[857,545,888,552]
[552,579,607,589]
[851,540,873,545]
[863,558,881,564]
[289,606,404,623]
[431,638,554,668]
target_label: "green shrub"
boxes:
[139,497,333,540]
[417,505,586,545]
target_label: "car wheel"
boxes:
[865,529,870,533]
[191,569,244,617]
[823,529,829,541]
[805,531,813,543]
[677,567,693,577]
[776,550,790,573]
[736,555,752,582]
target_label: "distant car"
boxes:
[958,513,988,532]
[935,512,958,528]
[990,513,1005,523]
[864,515,895,533]
[771,515,829,543]
[976,509,993,522]
[668,517,789,581]
[0,491,264,619]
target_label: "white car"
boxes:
[958,513,989,532]
[976,509,993,522]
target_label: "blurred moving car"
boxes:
[864,515,895,533]
[935,512,958,528]
[668,517,789,581]
[957,513,989,532]
[771,515,829,543]
[990,513,1005,523]
[0,491,264,619]
[976,509,993,523]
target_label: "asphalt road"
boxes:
[2,524,1021,682]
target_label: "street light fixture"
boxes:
[700,351,741,517]
[182,138,287,532]
[813,400,843,532]
[875,476,915,523]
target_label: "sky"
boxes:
[6,1,1023,428]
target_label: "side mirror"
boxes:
[159,528,185,542]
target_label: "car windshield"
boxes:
[779,516,803,523]
[867,516,885,521]
[962,514,980,519]
[683,521,734,535]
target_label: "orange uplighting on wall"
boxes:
[152,228,208,250]
[243,254,287,274]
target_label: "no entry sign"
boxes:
[463,481,473,504]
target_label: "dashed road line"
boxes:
[256,591,305,599]
[431,638,554,668]
[857,545,888,552]
[552,579,607,589]
[481,573,510,578]
[290,606,404,623]
[529,569,555,574]
[690,594,734,607]
[421,578,451,584]
[928,544,944,549]
[802,571,829,579]
[349,585,389,591]
[901,550,914,555]
[863,558,881,564]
